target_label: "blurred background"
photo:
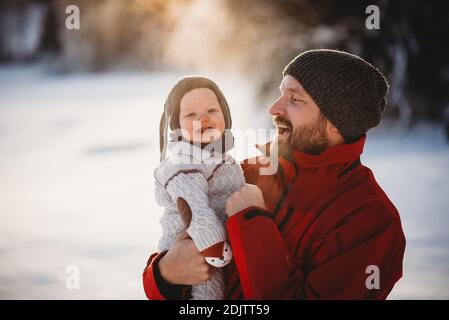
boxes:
[0,0,448,299]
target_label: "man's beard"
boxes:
[273,114,329,158]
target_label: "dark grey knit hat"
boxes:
[283,49,389,142]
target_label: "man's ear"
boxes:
[326,119,345,144]
[326,120,339,134]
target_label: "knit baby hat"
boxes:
[159,76,232,161]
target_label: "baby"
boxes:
[154,76,245,299]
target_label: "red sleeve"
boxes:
[142,252,191,300]
[226,206,405,300]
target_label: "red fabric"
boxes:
[142,252,167,300]
[143,135,406,300]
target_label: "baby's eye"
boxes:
[184,112,196,118]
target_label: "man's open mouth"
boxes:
[276,123,292,136]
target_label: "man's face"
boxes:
[269,75,329,156]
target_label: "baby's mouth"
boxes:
[200,126,215,134]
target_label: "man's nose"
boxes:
[269,97,286,116]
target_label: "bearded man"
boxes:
[143,49,406,300]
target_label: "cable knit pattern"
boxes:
[154,140,245,299]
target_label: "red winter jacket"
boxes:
[143,135,406,300]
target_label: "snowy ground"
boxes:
[0,64,448,299]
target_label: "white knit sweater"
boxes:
[155,140,245,251]
[154,140,245,299]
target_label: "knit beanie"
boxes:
[283,49,389,142]
[159,76,232,161]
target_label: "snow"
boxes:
[0,64,448,299]
[363,124,449,299]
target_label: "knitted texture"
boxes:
[154,140,245,299]
[283,49,389,142]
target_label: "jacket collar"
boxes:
[253,135,366,187]
[247,136,366,214]
[167,140,228,164]
[255,135,365,169]
[291,135,366,168]
[166,131,235,163]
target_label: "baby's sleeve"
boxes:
[165,171,227,252]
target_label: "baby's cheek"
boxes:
[180,123,193,141]
[215,115,226,131]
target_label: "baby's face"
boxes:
[179,88,225,144]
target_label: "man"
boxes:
[143,49,406,299]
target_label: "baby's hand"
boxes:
[225,183,267,217]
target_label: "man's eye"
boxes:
[291,97,305,104]
[208,108,218,113]
[185,113,196,118]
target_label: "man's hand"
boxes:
[158,230,215,286]
[225,183,267,218]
